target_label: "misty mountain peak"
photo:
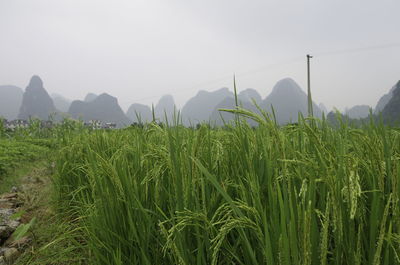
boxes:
[197,87,229,96]
[345,105,371,119]
[181,88,232,125]
[381,80,400,123]
[126,103,152,123]
[219,87,230,93]
[68,92,130,127]
[238,88,262,103]
[84,93,98,102]
[271,78,303,95]
[393,80,400,96]
[28,75,44,89]
[96,93,118,104]
[261,78,322,124]
[375,80,400,114]
[18,75,56,119]
[158,94,175,105]
[155,95,175,122]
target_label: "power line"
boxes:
[313,42,400,57]
[123,56,304,104]
[126,42,400,104]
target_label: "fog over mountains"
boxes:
[1,75,399,126]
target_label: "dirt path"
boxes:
[0,164,52,264]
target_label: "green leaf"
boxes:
[10,210,26,220]
[12,217,36,241]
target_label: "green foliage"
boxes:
[0,118,5,138]
[10,210,26,220]
[12,217,37,241]
[0,117,86,178]
[16,211,88,265]
[0,139,49,177]
[52,116,400,265]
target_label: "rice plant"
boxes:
[53,115,400,265]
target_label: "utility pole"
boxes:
[307,54,313,118]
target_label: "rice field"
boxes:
[53,115,400,265]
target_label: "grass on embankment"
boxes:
[0,138,54,193]
[0,136,87,264]
[13,163,88,265]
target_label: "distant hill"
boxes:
[209,79,323,126]
[155,95,176,123]
[238,88,262,104]
[209,89,263,126]
[345,105,371,119]
[260,78,322,124]
[375,84,397,114]
[18,76,57,120]
[326,110,351,127]
[84,93,98,102]
[181,88,232,125]
[12,75,399,127]
[318,103,328,114]
[126,103,153,123]
[209,95,260,126]
[52,93,71,112]
[0,85,23,120]
[381,81,400,124]
[68,93,131,127]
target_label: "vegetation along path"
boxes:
[0,163,49,264]
[0,124,87,264]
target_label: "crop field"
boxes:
[44,115,399,265]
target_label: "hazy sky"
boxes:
[1,0,400,111]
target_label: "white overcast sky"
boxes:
[1,0,400,111]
